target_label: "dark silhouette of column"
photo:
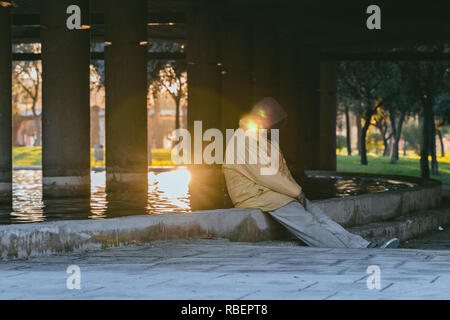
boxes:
[186,2,228,210]
[41,0,91,198]
[252,22,279,104]
[279,29,321,177]
[320,61,337,171]
[220,21,253,130]
[0,4,12,203]
[105,0,148,194]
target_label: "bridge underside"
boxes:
[1,0,449,209]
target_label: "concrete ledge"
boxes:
[0,208,291,260]
[1,204,449,260]
[43,175,90,198]
[13,166,42,170]
[306,171,441,227]
[0,171,444,259]
[348,208,450,243]
[0,182,11,203]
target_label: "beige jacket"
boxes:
[223,133,302,212]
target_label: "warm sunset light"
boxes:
[247,120,259,131]
[2,0,450,303]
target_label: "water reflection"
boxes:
[10,169,45,223]
[0,168,192,224]
[0,169,416,224]
[148,169,191,214]
[297,175,416,200]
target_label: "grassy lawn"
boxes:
[13,147,450,184]
[13,146,42,166]
[337,153,450,184]
[12,147,174,167]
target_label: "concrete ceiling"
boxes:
[7,0,450,56]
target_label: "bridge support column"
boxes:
[0,5,12,203]
[105,0,148,194]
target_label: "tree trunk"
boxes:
[360,118,371,165]
[437,129,445,157]
[390,112,405,164]
[175,100,180,130]
[33,115,41,146]
[171,96,181,148]
[420,101,431,179]
[382,137,390,156]
[356,114,362,155]
[430,111,438,175]
[345,105,351,155]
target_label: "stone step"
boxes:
[1,203,449,260]
[348,207,450,243]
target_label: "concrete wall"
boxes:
[0,6,12,203]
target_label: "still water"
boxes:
[1,168,191,224]
[0,169,416,224]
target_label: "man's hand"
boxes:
[297,193,306,209]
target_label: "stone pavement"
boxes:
[0,239,449,300]
[403,226,450,250]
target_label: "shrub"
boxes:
[367,132,383,154]
[336,135,347,152]
[402,124,421,155]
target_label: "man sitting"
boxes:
[223,97,399,249]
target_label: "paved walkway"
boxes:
[403,226,450,250]
[1,239,449,299]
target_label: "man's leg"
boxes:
[268,200,369,248]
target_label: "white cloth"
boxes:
[268,200,370,248]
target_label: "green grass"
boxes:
[13,146,42,166]
[13,146,450,184]
[337,153,450,184]
[12,147,174,167]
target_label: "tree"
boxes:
[434,93,450,157]
[337,98,354,155]
[338,61,400,165]
[336,134,347,153]
[402,123,421,155]
[367,132,384,154]
[12,44,42,146]
[399,48,450,178]
[149,61,187,130]
[148,42,187,131]
[371,108,392,156]
[385,72,418,164]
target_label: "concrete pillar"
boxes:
[0,5,12,203]
[319,61,337,170]
[41,0,91,198]
[105,0,148,193]
[220,22,253,130]
[186,3,228,210]
[279,29,321,177]
[252,22,279,103]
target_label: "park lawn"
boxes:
[12,147,174,167]
[12,146,42,166]
[337,153,450,184]
[13,147,450,183]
